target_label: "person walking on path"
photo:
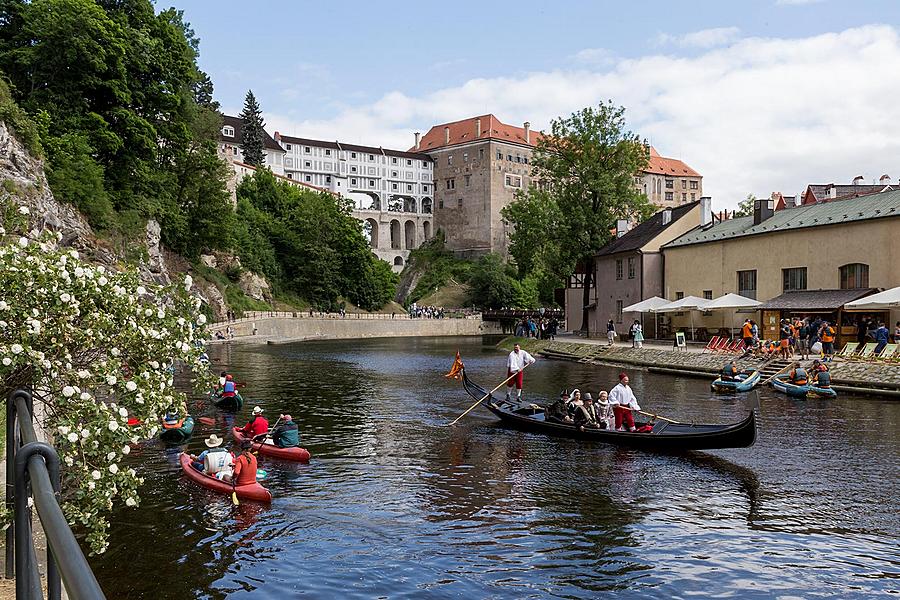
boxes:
[873,322,890,354]
[607,319,617,346]
[505,343,536,403]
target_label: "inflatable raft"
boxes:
[772,375,838,399]
[232,427,311,463]
[178,453,272,503]
[711,370,761,393]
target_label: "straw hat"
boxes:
[204,434,223,448]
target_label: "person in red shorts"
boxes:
[505,343,536,404]
[608,372,641,432]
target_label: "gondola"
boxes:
[213,392,244,411]
[232,427,311,462]
[460,369,756,451]
[771,375,837,399]
[711,370,761,393]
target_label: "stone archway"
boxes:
[393,256,403,266]
[404,220,416,250]
[390,219,401,249]
[350,191,380,211]
[364,218,378,249]
[403,197,417,213]
[421,197,432,214]
[423,220,431,241]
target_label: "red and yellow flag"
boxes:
[445,351,465,380]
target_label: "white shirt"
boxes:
[608,383,641,411]
[507,349,536,372]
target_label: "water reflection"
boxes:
[90,337,899,599]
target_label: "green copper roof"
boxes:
[664,189,900,248]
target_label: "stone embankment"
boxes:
[211,313,499,344]
[500,337,900,398]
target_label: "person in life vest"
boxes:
[741,320,754,349]
[609,372,641,432]
[811,359,831,388]
[228,440,258,485]
[241,406,269,439]
[189,434,233,476]
[819,321,836,357]
[220,374,237,398]
[721,361,738,381]
[271,414,300,448]
[788,363,808,386]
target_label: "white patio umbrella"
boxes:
[703,293,762,338]
[844,286,900,310]
[623,296,669,339]
[652,295,712,341]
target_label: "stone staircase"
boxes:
[758,359,792,384]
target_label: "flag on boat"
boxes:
[445,351,465,380]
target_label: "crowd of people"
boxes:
[737,317,838,360]
[544,372,649,432]
[409,304,445,319]
[515,317,559,340]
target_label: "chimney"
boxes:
[616,219,629,238]
[444,126,450,144]
[700,196,712,226]
[852,175,864,185]
[475,118,482,138]
[662,208,672,225]
[524,121,531,144]
[753,197,774,225]
[274,131,281,142]
[414,132,420,150]
[879,173,890,185]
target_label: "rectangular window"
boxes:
[407,159,412,166]
[703,290,713,300]
[448,155,453,165]
[465,174,471,187]
[504,174,522,188]
[457,198,462,208]
[392,171,398,178]
[325,176,331,183]
[350,178,357,186]
[737,270,757,299]
[422,161,429,168]
[516,154,521,163]
[682,193,687,201]
[479,148,484,160]
[392,183,398,191]
[446,178,455,190]
[616,300,623,324]
[627,257,636,279]
[463,152,468,162]
[676,291,684,300]
[305,147,311,153]
[285,143,292,151]
[423,184,429,192]
[304,175,311,182]
[615,259,623,280]
[665,179,674,189]
[369,154,374,161]
[840,263,869,289]
[369,179,375,187]
[351,152,357,159]
[782,267,807,292]
[222,125,235,137]
[681,179,687,189]
[304,161,311,168]
[665,192,674,201]
[286,173,292,179]
[497,151,503,160]
[392,157,398,164]
[351,166,358,173]
[325,149,331,156]
[691,193,696,201]
[407,184,413,192]
[438,199,444,209]
[690,181,699,190]
[524,157,529,164]
[507,154,513,161]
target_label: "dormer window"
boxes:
[222,126,235,138]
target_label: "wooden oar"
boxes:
[761,362,794,385]
[636,409,683,425]
[197,416,216,426]
[448,363,532,426]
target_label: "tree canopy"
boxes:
[502,101,653,333]
[238,90,265,167]
[734,194,756,217]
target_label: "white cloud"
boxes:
[571,48,617,66]
[264,25,900,210]
[655,26,742,48]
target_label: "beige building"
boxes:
[637,147,703,208]
[413,114,539,257]
[661,192,900,344]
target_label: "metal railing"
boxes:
[211,308,480,327]
[5,389,106,599]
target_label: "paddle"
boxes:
[197,416,216,426]
[253,416,282,443]
[231,475,239,506]
[636,409,684,425]
[448,363,532,427]
[761,362,794,385]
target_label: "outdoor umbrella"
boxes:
[652,296,712,341]
[623,296,669,339]
[844,286,900,310]
[703,293,762,339]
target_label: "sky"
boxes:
[169,0,900,210]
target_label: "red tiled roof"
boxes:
[412,114,542,152]
[644,146,701,177]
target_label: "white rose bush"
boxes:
[0,227,212,553]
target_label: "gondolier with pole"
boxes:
[506,343,536,404]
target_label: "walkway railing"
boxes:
[5,389,106,599]
[212,309,480,327]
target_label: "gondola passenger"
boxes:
[573,393,601,430]
[596,392,614,430]
[546,390,574,424]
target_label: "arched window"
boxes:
[390,220,401,249]
[393,256,404,266]
[839,263,869,289]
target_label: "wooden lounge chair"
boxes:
[875,343,898,362]
[702,336,721,353]
[712,337,730,353]
[835,342,857,359]
[723,339,742,353]
[850,342,877,361]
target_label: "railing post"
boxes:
[14,443,44,599]
[5,389,20,578]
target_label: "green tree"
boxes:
[467,253,518,309]
[734,194,756,217]
[502,101,653,335]
[239,90,265,167]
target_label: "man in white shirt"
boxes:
[608,372,641,431]
[506,343,536,403]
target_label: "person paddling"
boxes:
[241,406,269,439]
[505,343,536,404]
[228,440,258,485]
[271,414,300,448]
[220,374,237,398]
[189,434,233,478]
[608,372,641,432]
[788,362,808,386]
[218,371,228,389]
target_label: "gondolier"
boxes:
[608,372,641,432]
[505,343,536,403]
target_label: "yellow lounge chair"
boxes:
[834,342,857,359]
[851,342,877,362]
[875,343,898,362]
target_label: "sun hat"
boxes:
[252,406,263,415]
[204,434,223,448]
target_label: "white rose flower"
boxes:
[122,445,131,455]
[177,317,185,326]
[74,267,84,278]
[79,392,90,401]
[81,429,90,439]
[157,309,165,319]
[2,357,11,366]
[110,347,120,357]
[64,456,74,466]
[0,301,6,310]
[106,375,117,385]
[137,286,146,295]
[109,464,119,474]
[18,237,27,248]
[144,309,153,317]
[125,381,137,392]
[11,344,23,354]
[107,452,116,461]
[91,470,101,480]
[67,432,79,443]
[62,386,75,397]
[58,425,70,435]
[18,206,29,215]
[125,497,136,507]
[149,360,159,369]
[197,314,207,325]
[77,369,90,379]
[118,407,128,418]
[108,420,119,432]
[87,481,95,490]
[97,276,108,286]
[60,292,71,303]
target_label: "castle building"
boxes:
[219,115,286,176]
[636,147,703,208]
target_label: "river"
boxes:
[89,336,899,599]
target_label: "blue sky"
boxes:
[169,1,900,208]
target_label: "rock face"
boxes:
[139,219,170,286]
[238,271,271,302]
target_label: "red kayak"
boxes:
[232,427,311,463]
[178,453,272,503]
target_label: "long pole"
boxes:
[448,363,532,427]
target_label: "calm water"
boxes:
[90,337,899,599]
